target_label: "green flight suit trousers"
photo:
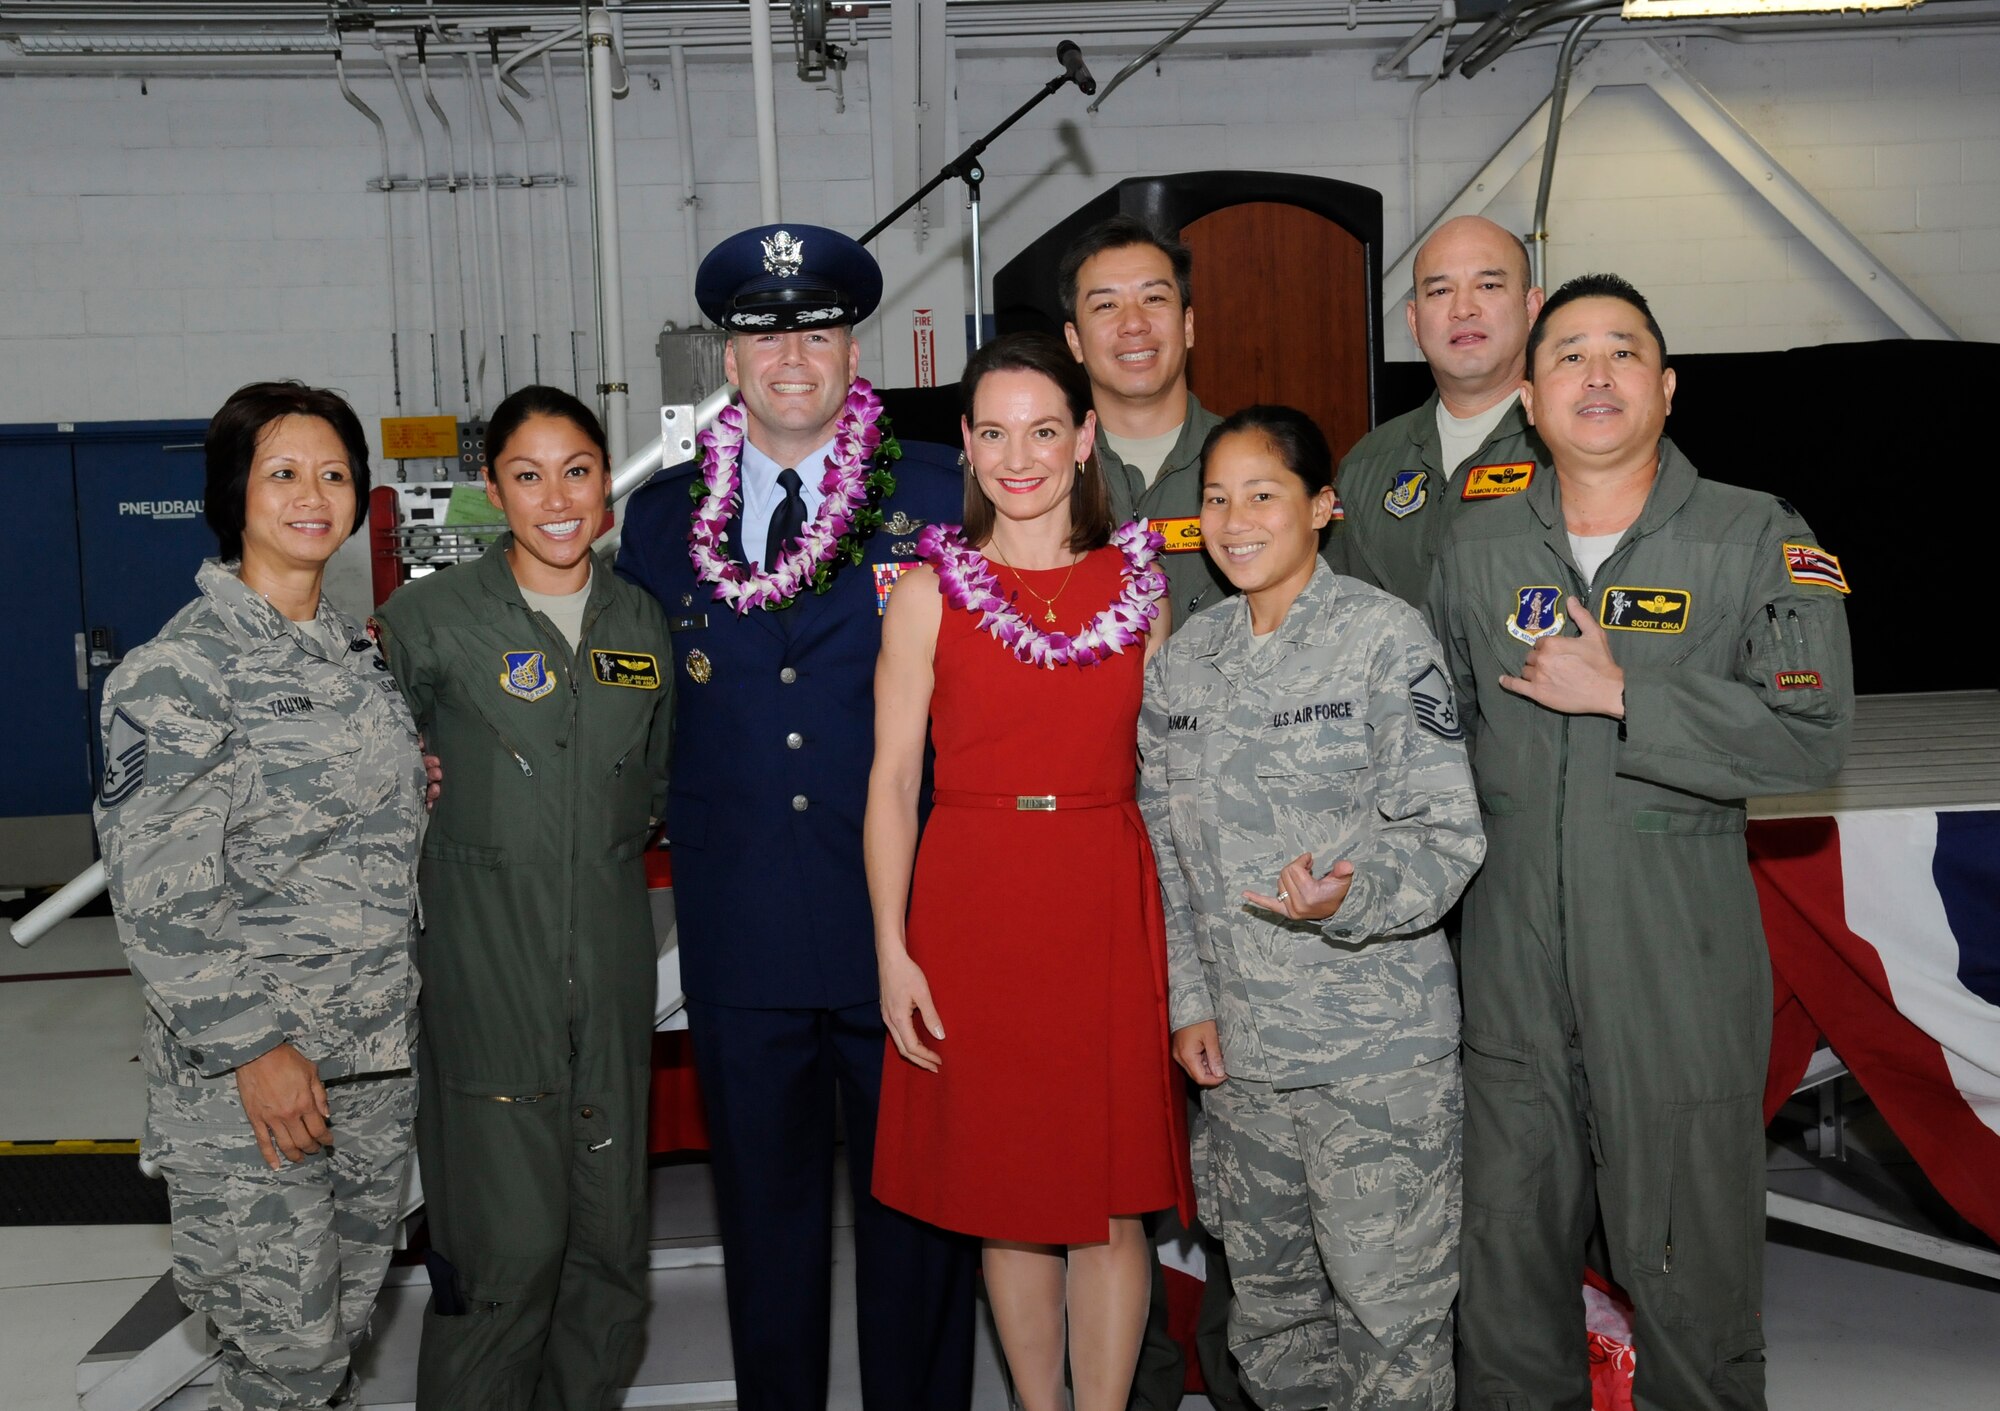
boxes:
[1456,881,1771,1411]
[412,1050,652,1411]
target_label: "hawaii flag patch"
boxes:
[1784,543,1850,594]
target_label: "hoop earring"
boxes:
[1076,459,1087,476]
[957,452,970,474]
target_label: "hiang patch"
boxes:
[1776,669,1825,691]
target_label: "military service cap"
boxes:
[696,223,883,333]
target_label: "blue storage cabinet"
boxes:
[4,419,211,887]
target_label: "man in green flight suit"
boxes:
[1059,215,1251,1411]
[1428,275,1854,1411]
[1062,216,1231,628]
[1335,215,1549,609]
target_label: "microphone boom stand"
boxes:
[860,61,1084,346]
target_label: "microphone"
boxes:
[1057,40,1097,96]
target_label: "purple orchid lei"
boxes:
[686,378,899,613]
[917,517,1168,669]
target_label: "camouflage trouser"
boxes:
[1197,1056,1462,1411]
[146,1069,417,1411]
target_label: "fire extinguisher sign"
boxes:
[912,309,937,388]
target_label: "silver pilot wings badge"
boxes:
[762,229,805,278]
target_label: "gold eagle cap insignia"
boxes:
[761,229,805,278]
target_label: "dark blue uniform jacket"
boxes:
[616,438,963,1009]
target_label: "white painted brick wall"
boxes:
[3,30,1999,617]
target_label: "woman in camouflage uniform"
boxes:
[95,381,425,1411]
[1139,407,1485,1411]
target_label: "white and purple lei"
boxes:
[917,518,1168,669]
[687,378,898,613]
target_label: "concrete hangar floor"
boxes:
[2,910,1997,1409]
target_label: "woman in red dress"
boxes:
[866,332,1194,1411]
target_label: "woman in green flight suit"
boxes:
[372,385,674,1411]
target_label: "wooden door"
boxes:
[1180,202,1372,460]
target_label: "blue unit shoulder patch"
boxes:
[98,706,147,807]
[1408,664,1464,740]
[1505,586,1566,643]
[1384,469,1428,520]
[500,650,557,702]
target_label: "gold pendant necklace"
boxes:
[988,545,1081,625]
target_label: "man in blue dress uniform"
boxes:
[617,224,977,1410]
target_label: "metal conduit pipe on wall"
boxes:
[387,49,446,414]
[585,3,630,460]
[418,32,475,413]
[335,49,403,416]
[493,33,545,385]
[1529,11,1603,290]
[543,49,586,395]
[746,0,780,220]
[453,54,491,409]
[669,31,702,325]
[468,50,509,394]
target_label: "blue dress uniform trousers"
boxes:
[617,437,977,1410]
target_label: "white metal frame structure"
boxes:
[1383,37,1961,341]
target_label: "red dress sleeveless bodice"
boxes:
[872,545,1195,1243]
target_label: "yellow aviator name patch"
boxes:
[590,650,662,689]
[1459,461,1536,500]
[1150,516,1205,553]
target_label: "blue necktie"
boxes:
[765,467,806,571]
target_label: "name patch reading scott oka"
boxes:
[1150,516,1205,553]
[1459,462,1535,500]
[1599,587,1690,633]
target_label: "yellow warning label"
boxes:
[0,1139,141,1155]
[381,415,461,460]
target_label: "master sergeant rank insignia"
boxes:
[1599,586,1690,633]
